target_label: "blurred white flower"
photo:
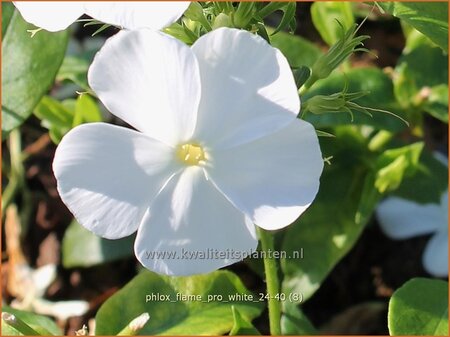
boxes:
[377,191,448,277]
[53,28,323,276]
[13,1,189,32]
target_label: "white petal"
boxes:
[191,28,300,149]
[134,166,257,276]
[206,119,323,230]
[423,231,448,277]
[32,298,89,320]
[53,123,180,239]
[13,1,84,32]
[88,30,200,146]
[84,1,189,30]
[376,197,444,239]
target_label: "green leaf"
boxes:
[395,43,448,105]
[62,220,134,268]
[95,270,263,335]
[34,96,73,129]
[2,9,68,137]
[229,306,260,335]
[388,278,448,335]
[1,2,15,39]
[303,68,407,132]
[374,142,424,193]
[269,28,323,68]
[310,2,354,46]
[281,301,317,335]
[281,127,373,301]
[394,150,448,204]
[293,66,311,89]
[73,94,102,127]
[378,2,448,52]
[56,56,90,91]
[2,306,62,336]
[424,84,449,123]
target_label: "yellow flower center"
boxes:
[176,143,206,166]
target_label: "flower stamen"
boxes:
[176,143,206,166]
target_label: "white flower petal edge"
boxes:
[13,1,85,32]
[207,119,323,230]
[88,30,200,146]
[192,28,300,149]
[376,197,444,239]
[53,123,181,239]
[134,167,258,276]
[423,231,448,277]
[84,1,190,30]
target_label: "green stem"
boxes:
[2,129,24,215]
[2,313,41,336]
[257,227,281,335]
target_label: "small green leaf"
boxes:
[2,8,68,137]
[394,150,448,204]
[229,306,260,335]
[378,2,448,52]
[95,270,263,335]
[56,56,90,91]
[34,96,73,129]
[2,306,62,336]
[424,84,449,123]
[62,220,134,268]
[311,2,354,46]
[268,28,323,68]
[293,66,311,89]
[73,94,102,127]
[374,142,424,193]
[388,278,448,335]
[281,301,317,335]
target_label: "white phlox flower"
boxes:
[377,191,448,277]
[13,1,190,32]
[53,28,324,276]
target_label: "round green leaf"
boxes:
[2,8,68,137]
[95,270,263,335]
[389,278,448,335]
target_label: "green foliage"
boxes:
[269,29,323,68]
[394,38,448,124]
[394,150,448,204]
[56,56,90,91]
[374,142,423,194]
[304,23,369,89]
[229,306,261,335]
[303,68,407,131]
[311,2,355,46]
[281,127,373,300]
[281,302,317,335]
[95,270,263,335]
[378,2,448,52]
[2,306,62,336]
[34,94,102,144]
[2,6,68,138]
[388,278,448,335]
[62,220,134,268]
